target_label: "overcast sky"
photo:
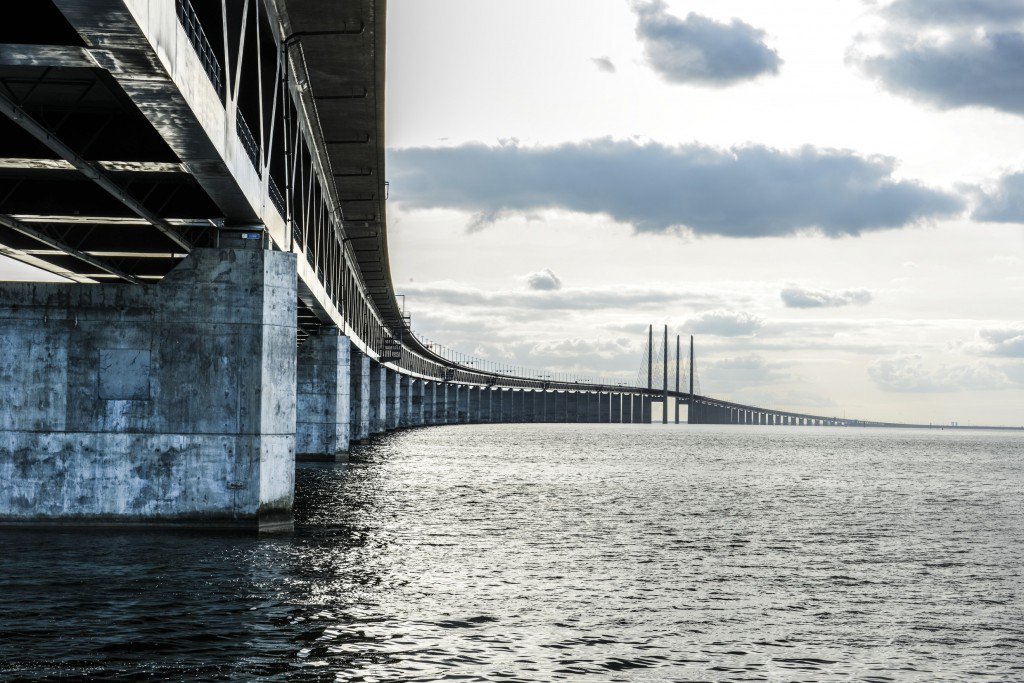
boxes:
[384,0,1024,425]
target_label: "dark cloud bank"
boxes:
[389,139,963,236]
[631,1,781,86]
[858,0,1024,116]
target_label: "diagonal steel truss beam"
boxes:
[0,214,140,284]
[0,90,191,251]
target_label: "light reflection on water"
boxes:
[1,424,1023,681]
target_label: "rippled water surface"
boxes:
[2,425,1023,681]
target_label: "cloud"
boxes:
[781,286,873,308]
[684,310,763,336]
[977,324,1024,357]
[972,172,1024,223]
[867,354,1015,392]
[524,268,562,291]
[631,1,781,86]
[402,280,727,312]
[591,56,616,73]
[859,32,1024,116]
[855,1,1024,116]
[389,139,963,237]
[703,355,789,390]
[883,0,1024,26]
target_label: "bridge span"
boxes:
[0,1,994,532]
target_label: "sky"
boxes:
[383,0,1024,425]
[2,0,1020,425]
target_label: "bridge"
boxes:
[0,1,1000,532]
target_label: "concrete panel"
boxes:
[399,375,414,428]
[385,370,400,430]
[445,384,458,423]
[0,248,296,530]
[456,385,469,423]
[349,348,370,441]
[468,386,481,423]
[296,330,351,461]
[368,362,386,434]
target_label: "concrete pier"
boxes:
[0,249,297,531]
[399,376,414,428]
[457,385,469,423]
[350,349,371,441]
[296,330,351,461]
[386,370,401,430]
[369,362,386,434]
[611,393,622,423]
[445,384,458,423]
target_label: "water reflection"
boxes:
[1,425,1023,681]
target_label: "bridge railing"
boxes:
[175,0,224,99]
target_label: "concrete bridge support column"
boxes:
[399,376,414,428]
[411,380,424,426]
[434,384,446,424]
[296,331,351,462]
[492,388,503,423]
[468,386,481,423]
[561,392,575,423]
[445,384,459,423]
[611,393,622,423]
[385,370,401,431]
[599,392,610,422]
[585,393,598,423]
[500,389,514,422]
[633,395,644,423]
[480,387,492,422]
[642,396,653,423]
[369,362,387,434]
[457,385,470,423]
[553,391,568,422]
[427,383,439,424]
[350,348,371,442]
[523,391,537,422]
[0,248,297,531]
[512,390,525,422]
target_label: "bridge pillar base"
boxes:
[349,348,371,441]
[296,330,351,462]
[0,248,297,532]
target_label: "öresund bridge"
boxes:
[0,1,1008,531]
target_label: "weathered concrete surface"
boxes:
[369,362,386,434]
[437,383,448,424]
[480,387,492,423]
[0,249,297,531]
[442,384,455,423]
[422,382,436,425]
[642,396,653,424]
[523,391,537,423]
[611,393,622,424]
[468,386,480,423]
[565,392,578,423]
[456,385,469,423]
[385,370,400,430]
[349,348,370,441]
[399,375,414,428]
[296,331,350,461]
